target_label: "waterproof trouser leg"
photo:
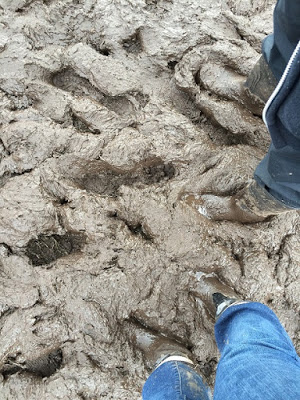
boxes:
[255,0,300,208]
[262,0,300,80]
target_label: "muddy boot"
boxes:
[190,275,237,316]
[184,180,293,223]
[244,55,278,104]
[232,180,293,220]
[190,275,247,319]
[125,321,194,370]
[212,293,247,319]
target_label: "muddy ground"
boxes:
[0,0,299,398]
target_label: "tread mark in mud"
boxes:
[88,42,111,57]
[56,197,69,206]
[71,158,176,197]
[125,222,153,241]
[0,169,33,190]
[167,60,178,70]
[122,30,143,54]
[0,243,13,256]
[1,348,63,378]
[26,232,87,266]
[98,48,110,56]
[26,348,63,377]
[15,0,55,12]
[71,111,100,134]
[145,0,173,12]
[0,306,18,320]
[108,212,153,242]
[131,91,150,108]
[199,357,218,378]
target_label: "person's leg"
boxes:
[142,360,212,400]
[263,0,300,80]
[214,302,300,400]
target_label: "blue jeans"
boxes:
[142,303,300,399]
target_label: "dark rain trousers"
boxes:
[255,0,300,208]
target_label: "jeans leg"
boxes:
[142,361,212,400]
[262,0,300,80]
[214,302,300,400]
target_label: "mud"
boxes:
[0,0,299,399]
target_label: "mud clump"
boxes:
[26,233,86,266]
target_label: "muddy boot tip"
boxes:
[244,55,278,104]
[124,320,193,370]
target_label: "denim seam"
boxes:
[168,361,182,400]
[174,361,184,399]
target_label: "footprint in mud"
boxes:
[174,41,271,149]
[66,157,176,197]
[51,68,134,117]
[51,68,149,121]
[25,232,87,266]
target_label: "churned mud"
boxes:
[0,0,299,399]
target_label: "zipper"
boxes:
[263,40,300,128]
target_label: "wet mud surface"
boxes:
[0,0,299,398]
